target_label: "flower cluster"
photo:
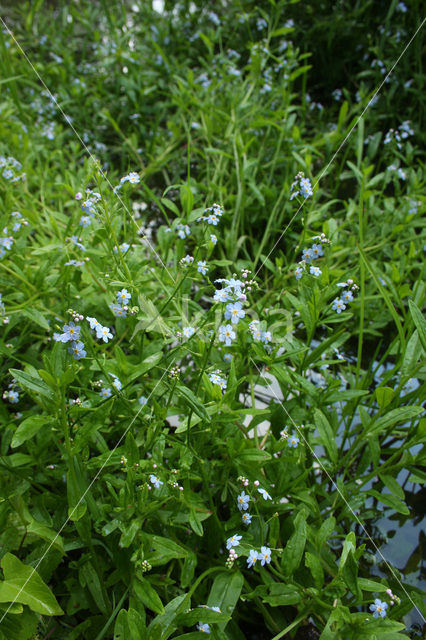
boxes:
[3,381,20,404]
[249,321,271,344]
[332,279,359,314]
[113,242,131,254]
[87,316,113,343]
[0,211,29,259]
[198,203,224,226]
[180,254,194,267]
[176,223,190,239]
[113,171,140,193]
[209,371,227,391]
[247,546,272,568]
[295,234,330,280]
[290,172,313,200]
[0,155,26,182]
[79,188,101,228]
[384,120,413,149]
[110,288,131,318]
[53,321,87,360]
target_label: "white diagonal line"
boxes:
[255,16,426,279]
[250,357,425,621]
[0,17,176,284]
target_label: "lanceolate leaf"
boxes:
[0,553,63,616]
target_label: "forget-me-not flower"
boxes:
[237,491,250,511]
[225,302,245,324]
[369,599,388,618]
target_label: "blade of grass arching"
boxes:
[359,245,406,353]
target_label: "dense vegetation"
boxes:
[0,1,424,639]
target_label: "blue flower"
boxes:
[302,248,313,263]
[260,331,271,344]
[242,513,252,525]
[100,387,112,399]
[214,289,229,303]
[300,178,313,198]
[197,260,208,275]
[60,322,81,343]
[224,302,245,324]
[342,290,353,303]
[226,534,242,550]
[139,395,148,406]
[288,434,299,448]
[79,215,92,228]
[68,341,86,360]
[310,266,322,277]
[177,223,190,239]
[87,316,101,331]
[369,599,388,618]
[223,353,232,363]
[258,488,272,501]
[247,549,259,568]
[237,491,250,511]
[117,289,131,304]
[219,324,236,346]
[259,546,272,566]
[210,234,217,245]
[149,474,163,489]
[96,325,113,343]
[295,266,303,280]
[8,390,19,403]
[110,303,127,318]
[182,326,195,338]
[332,298,346,314]
[310,243,324,258]
[197,622,210,633]
[111,375,122,391]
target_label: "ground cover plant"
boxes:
[0,1,425,639]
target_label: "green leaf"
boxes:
[235,448,272,463]
[375,387,394,409]
[133,578,164,615]
[357,578,387,592]
[143,534,187,566]
[305,552,324,589]
[11,415,49,448]
[21,307,50,331]
[0,608,38,640]
[408,299,426,352]
[282,510,307,576]
[188,509,204,536]
[207,572,244,630]
[314,409,338,464]
[79,562,108,613]
[379,474,405,500]
[181,552,197,589]
[366,489,409,515]
[341,549,360,599]
[317,516,336,548]
[114,608,146,640]
[160,197,180,216]
[369,406,423,435]
[147,594,188,640]
[27,520,64,554]
[176,385,211,423]
[9,369,54,400]
[261,583,301,607]
[0,553,63,616]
